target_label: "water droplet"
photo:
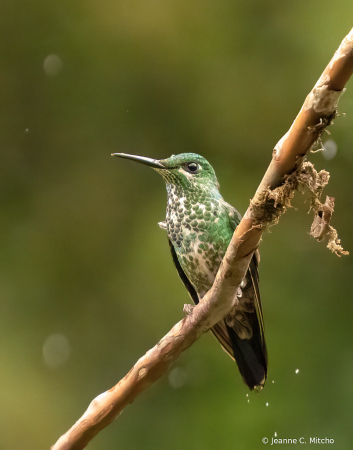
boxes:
[274,432,277,437]
[266,402,269,407]
[247,399,250,403]
[25,128,29,132]
[43,54,63,76]
[322,139,337,160]
[272,380,275,383]
[43,333,71,368]
[168,367,188,389]
[295,369,300,374]
[246,393,249,397]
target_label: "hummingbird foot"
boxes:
[183,304,195,316]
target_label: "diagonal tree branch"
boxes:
[52,28,353,450]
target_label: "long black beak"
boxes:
[111,153,165,169]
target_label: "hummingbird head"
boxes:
[112,152,220,194]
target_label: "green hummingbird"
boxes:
[113,152,267,390]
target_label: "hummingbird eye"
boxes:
[186,162,199,173]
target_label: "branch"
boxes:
[52,248,254,450]
[52,28,353,450]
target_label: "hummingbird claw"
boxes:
[183,304,195,316]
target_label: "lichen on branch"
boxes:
[309,194,348,256]
[249,161,348,256]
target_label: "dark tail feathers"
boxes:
[227,326,267,391]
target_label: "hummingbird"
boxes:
[113,152,267,390]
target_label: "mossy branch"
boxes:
[250,161,348,256]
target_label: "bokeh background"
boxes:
[1,1,353,449]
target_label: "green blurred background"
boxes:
[1,1,353,449]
